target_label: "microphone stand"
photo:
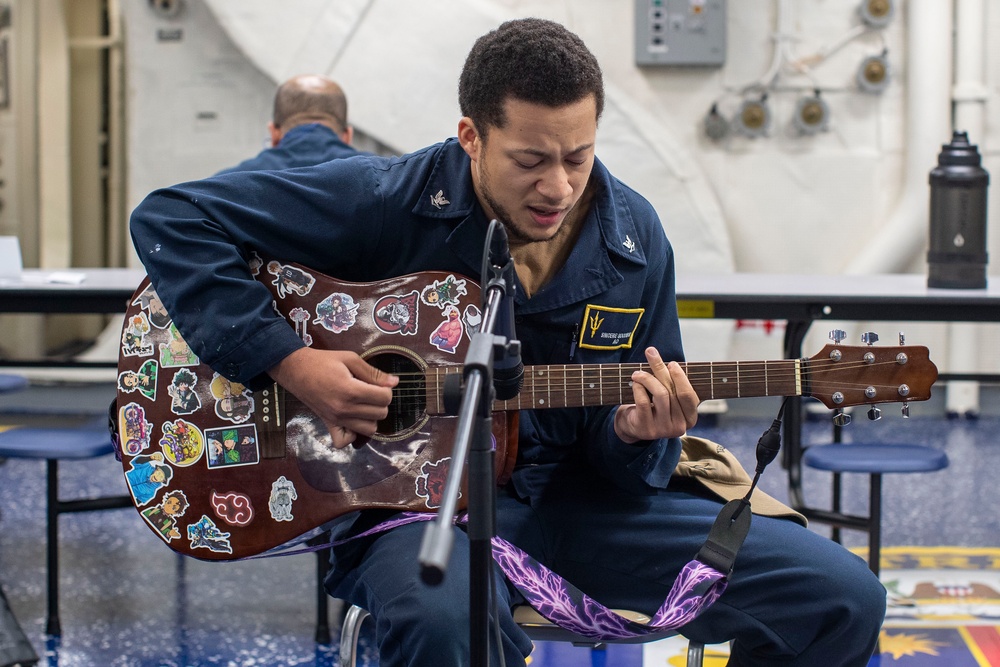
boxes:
[418,220,521,667]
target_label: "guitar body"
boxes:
[116,258,514,561]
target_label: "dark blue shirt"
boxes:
[130,138,685,494]
[215,123,360,175]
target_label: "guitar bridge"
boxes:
[254,382,286,459]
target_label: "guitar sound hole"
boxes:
[369,352,426,439]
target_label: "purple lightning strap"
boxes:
[290,497,751,641]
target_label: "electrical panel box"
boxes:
[635,0,726,67]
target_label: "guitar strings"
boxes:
[276,358,920,408]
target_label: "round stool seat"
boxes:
[0,427,115,460]
[803,444,948,474]
[0,374,29,394]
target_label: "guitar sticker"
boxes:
[462,305,482,338]
[141,490,189,542]
[419,274,468,309]
[131,283,172,329]
[187,515,232,554]
[209,374,254,425]
[205,425,259,469]
[289,307,314,346]
[267,261,316,299]
[159,419,204,467]
[118,359,158,401]
[248,250,263,276]
[313,292,359,334]
[121,313,154,358]
[167,368,201,416]
[373,291,419,336]
[211,491,254,527]
[119,402,154,456]
[415,458,456,509]
[124,453,174,507]
[429,306,463,354]
[268,475,298,522]
[159,323,199,367]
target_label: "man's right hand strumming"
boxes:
[268,347,398,448]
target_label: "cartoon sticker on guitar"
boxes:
[159,419,204,466]
[206,425,259,469]
[415,458,457,509]
[121,313,153,357]
[119,402,154,456]
[420,274,468,309]
[167,368,201,416]
[209,374,254,424]
[268,261,316,299]
[118,359,158,401]
[429,306,464,353]
[187,515,232,554]
[211,491,254,527]
[313,292,359,334]
[141,490,189,542]
[159,323,199,367]
[124,453,174,506]
[373,291,419,336]
[131,283,172,329]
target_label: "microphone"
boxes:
[487,221,523,401]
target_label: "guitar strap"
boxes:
[260,499,751,641]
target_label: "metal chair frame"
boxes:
[337,603,706,666]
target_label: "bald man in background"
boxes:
[217,74,362,175]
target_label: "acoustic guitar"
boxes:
[114,257,938,560]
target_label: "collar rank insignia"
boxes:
[430,190,450,209]
[623,235,636,253]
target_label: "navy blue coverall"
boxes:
[130,138,885,666]
[215,123,360,175]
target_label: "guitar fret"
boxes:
[710,361,715,400]
[435,368,441,414]
[619,364,624,405]
[764,359,768,396]
[545,367,549,408]
[562,364,567,408]
[736,360,741,398]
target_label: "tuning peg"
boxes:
[867,405,882,421]
[901,403,910,418]
[898,331,906,345]
[828,329,847,344]
[833,409,852,427]
[861,331,879,345]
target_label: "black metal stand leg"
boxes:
[869,474,882,577]
[315,547,331,644]
[45,459,61,636]
[831,472,842,544]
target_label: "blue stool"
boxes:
[800,442,949,576]
[0,374,29,394]
[0,426,132,635]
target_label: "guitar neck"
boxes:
[427,359,802,413]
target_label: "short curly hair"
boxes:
[459,18,604,138]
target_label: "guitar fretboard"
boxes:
[426,359,802,413]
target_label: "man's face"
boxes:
[460,96,597,243]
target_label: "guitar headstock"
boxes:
[805,342,938,411]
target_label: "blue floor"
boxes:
[0,383,997,666]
